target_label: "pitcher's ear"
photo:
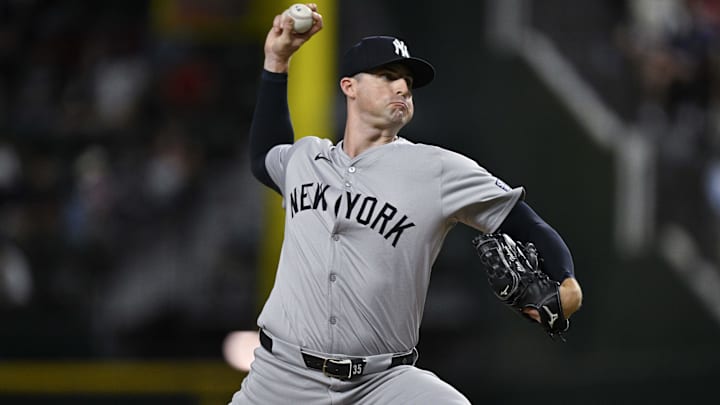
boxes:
[340,77,356,98]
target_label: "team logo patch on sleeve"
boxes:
[495,179,511,192]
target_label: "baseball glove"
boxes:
[472,233,569,339]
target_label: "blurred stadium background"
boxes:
[0,0,719,403]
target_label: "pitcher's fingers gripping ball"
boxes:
[472,233,569,339]
[283,3,314,33]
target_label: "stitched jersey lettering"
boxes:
[312,184,330,210]
[288,183,415,247]
[344,192,361,220]
[356,197,378,225]
[384,215,416,247]
[370,203,397,234]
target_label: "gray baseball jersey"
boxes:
[257,135,523,357]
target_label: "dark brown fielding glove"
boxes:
[472,233,569,339]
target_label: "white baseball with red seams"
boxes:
[283,3,313,34]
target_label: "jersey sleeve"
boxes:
[264,144,293,197]
[440,149,524,233]
[264,136,331,198]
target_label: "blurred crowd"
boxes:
[0,0,262,357]
[620,0,720,261]
[534,0,720,263]
[613,0,718,258]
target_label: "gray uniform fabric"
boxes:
[231,135,522,404]
[260,136,522,354]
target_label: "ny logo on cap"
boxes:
[392,38,410,58]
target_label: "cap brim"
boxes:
[397,57,435,89]
[378,57,435,89]
[342,57,436,89]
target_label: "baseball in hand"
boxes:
[283,3,313,34]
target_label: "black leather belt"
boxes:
[259,330,417,380]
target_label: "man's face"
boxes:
[353,64,415,128]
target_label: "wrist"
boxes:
[264,55,290,73]
[559,277,583,318]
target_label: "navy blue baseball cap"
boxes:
[340,36,435,89]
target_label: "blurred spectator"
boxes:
[63,145,116,247]
[143,121,202,212]
[0,236,32,307]
[93,56,149,130]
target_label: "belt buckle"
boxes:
[322,358,353,380]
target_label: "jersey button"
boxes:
[329,316,337,325]
[348,166,356,173]
[332,234,340,241]
[329,273,337,282]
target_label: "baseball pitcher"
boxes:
[229,3,583,404]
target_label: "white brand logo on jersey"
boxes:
[542,305,558,328]
[393,39,410,58]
